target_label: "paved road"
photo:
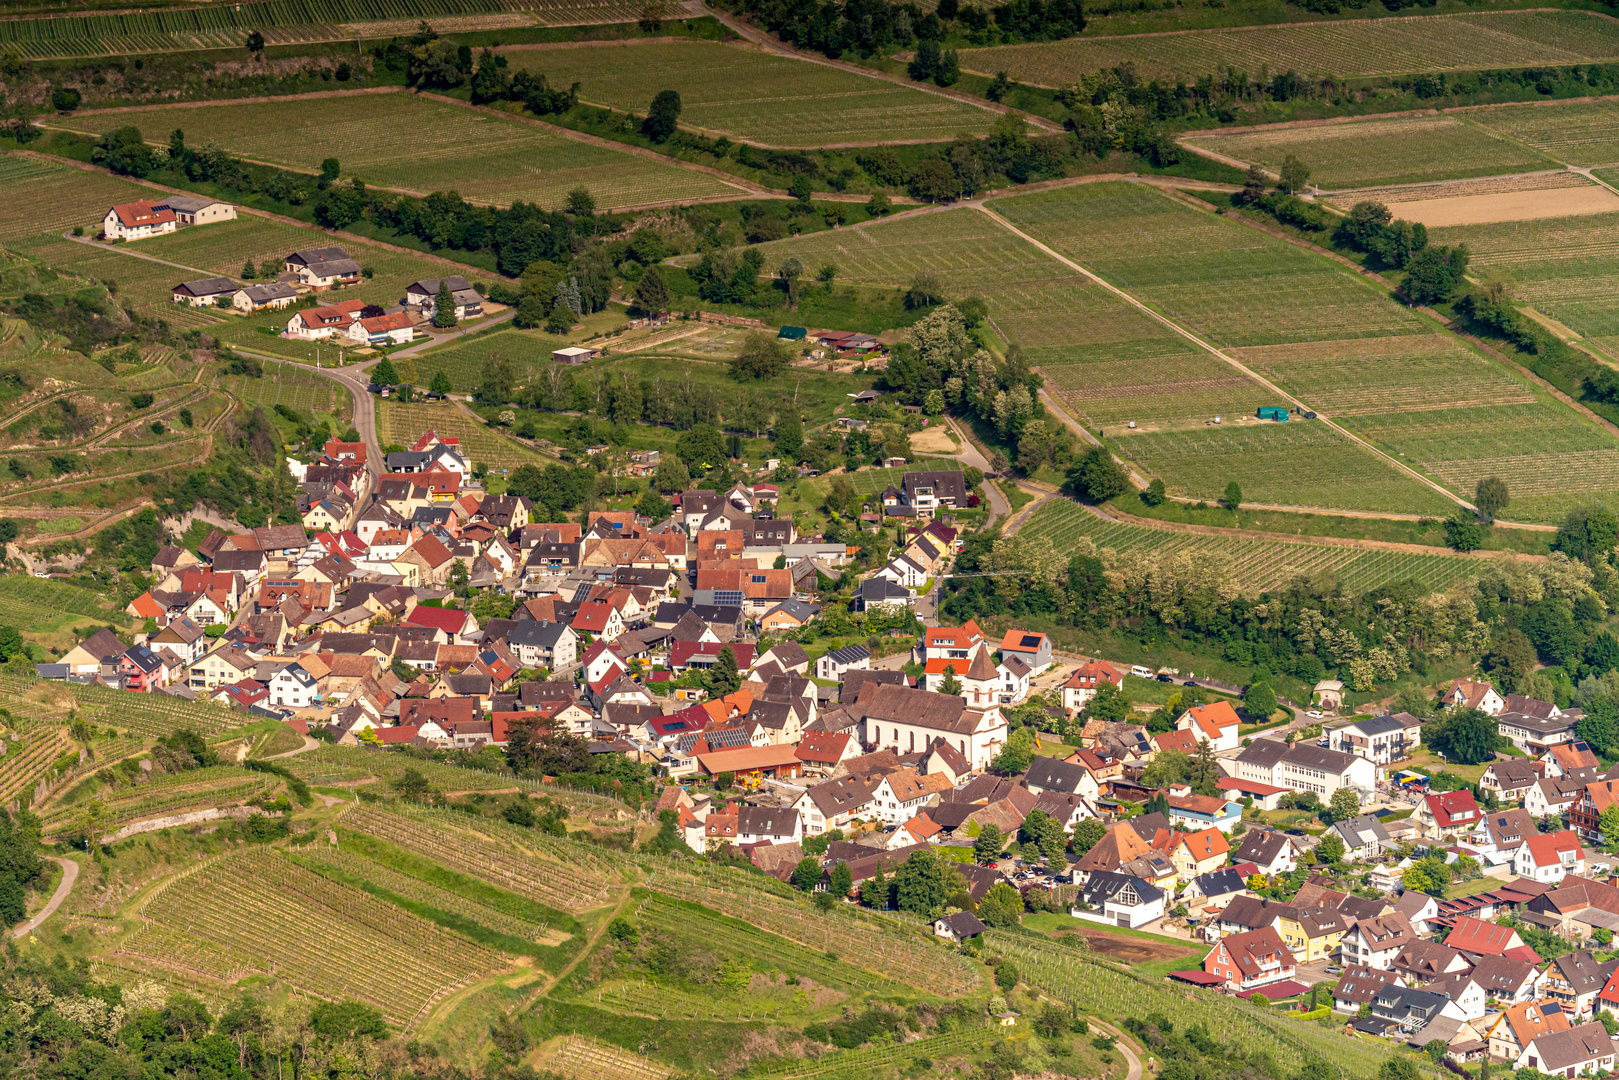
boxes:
[239,352,382,485]
[11,857,77,939]
[269,734,321,759]
[940,417,1010,523]
[1093,1020,1144,1080]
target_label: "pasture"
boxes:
[502,39,1000,146]
[1432,209,1619,357]
[1472,99,1619,168]
[958,10,1619,84]
[1029,498,1480,594]
[1183,116,1552,189]
[54,93,743,210]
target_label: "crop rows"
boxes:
[377,401,551,471]
[142,848,503,1024]
[117,923,260,982]
[960,10,1619,84]
[1183,116,1551,190]
[41,767,270,834]
[1471,100,1619,168]
[223,372,344,419]
[986,930,1434,1080]
[759,1025,1003,1078]
[548,1037,672,1080]
[505,40,999,146]
[0,674,245,738]
[296,845,554,939]
[0,575,118,618]
[1330,169,1594,206]
[0,728,72,805]
[0,157,152,244]
[344,802,616,911]
[57,95,738,211]
[644,865,980,996]
[1033,499,1479,594]
[410,326,570,394]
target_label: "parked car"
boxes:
[1307,709,1323,718]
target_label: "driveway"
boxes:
[11,857,77,938]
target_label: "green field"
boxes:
[0,154,155,243]
[503,39,1000,146]
[1433,209,1619,355]
[960,10,1619,84]
[377,399,552,471]
[409,325,574,394]
[1474,99,1619,167]
[1183,115,1553,190]
[223,365,350,423]
[54,92,743,210]
[1031,497,1481,594]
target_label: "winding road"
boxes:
[11,857,78,939]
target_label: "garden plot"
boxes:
[959,10,1619,84]
[55,94,741,210]
[502,39,999,147]
[1032,499,1479,595]
[1184,116,1553,190]
[1432,209,1619,356]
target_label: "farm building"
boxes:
[234,283,299,312]
[286,247,361,290]
[779,325,807,341]
[1257,406,1290,422]
[553,346,599,365]
[102,200,176,241]
[159,195,236,226]
[171,277,237,307]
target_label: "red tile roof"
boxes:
[1522,830,1583,869]
[1446,914,1522,957]
[404,605,470,634]
[1425,789,1482,828]
[111,200,176,228]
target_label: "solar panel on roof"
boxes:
[1021,635,1040,647]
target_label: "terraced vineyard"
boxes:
[223,367,348,421]
[960,10,1619,84]
[0,575,123,624]
[547,1037,673,1080]
[0,727,71,806]
[376,400,552,472]
[1031,498,1484,594]
[504,40,999,146]
[0,673,246,737]
[137,848,504,1024]
[40,766,270,835]
[344,802,619,912]
[1183,116,1551,189]
[645,865,981,996]
[55,94,742,210]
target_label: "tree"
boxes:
[92,126,155,177]
[1556,504,1619,562]
[479,354,514,404]
[51,87,82,113]
[828,861,854,899]
[637,487,671,523]
[1476,476,1509,522]
[635,265,671,316]
[1222,480,1243,511]
[708,646,741,696]
[653,454,690,493]
[1142,477,1166,506]
[731,331,792,380]
[1070,445,1128,503]
[904,270,946,309]
[1428,706,1496,764]
[1329,787,1360,824]
[677,424,725,472]
[995,961,1019,991]
[1243,681,1277,720]
[1444,510,1485,552]
[1316,832,1346,865]
[246,30,265,53]
[866,191,892,217]
[241,258,257,279]
[567,187,596,216]
[978,881,1024,927]
[792,856,822,892]
[1087,681,1130,724]
[974,823,1004,862]
[1601,803,1619,850]
[1072,817,1105,857]
[939,663,963,697]
[893,849,950,915]
[1403,244,1470,305]
[773,412,803,462]
[1424,1040,1447,1064]
[430,370,453,396]
[779,256,805,308]
[372,356,400,386]
[1278,154,1311,194]
[643,89,682,142]
[993,728,1033,775]
[433,280,458,328]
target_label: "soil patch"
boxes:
[909,426,959,453]
[1066,927,1194,964]
[1385,184,1619,225]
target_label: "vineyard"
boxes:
[40,765,272,835]
[1471,99,1619,169]
[504,40,999,147]
[0,155,153,244]
[958,10,1619,84]
[343,801,621,912]
[136,848,505,1024]
[1029,499,1483,594]
[410,325,572,395]
[1326,170,1596,208]
[0,672,247,738]
[985,931,1413,1080]
[376,400,553,472]
[223,367,349,423]
[644,863,981,997]
[1432,208,1619,359]
[1182,116,1551,190]
[0,727,72,806]
[0,574,123,624]
[544,1036,673,1080]
[56,94,741,211]
[295,845,559,940]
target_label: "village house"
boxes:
[286,247,361,290]
[1202,926,1295,991]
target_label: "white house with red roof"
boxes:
[795,730,857,775]
[103,199,177,241]
[998,629,1052,674]
[1443,678,1506,716]
[572,598,625,642]
[1061,659,1122,713]
[1203,926,1295,991]
[403,604,477,644]
[287,299,366,340]
[580,639,628,686]
[1176,701,1242,752]
[1513,829,1585,883]
[920,620,988,665]
[346,311,415,346]
[1415,789,1482,840]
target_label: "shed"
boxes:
[553,346,597,365]
[1257,406,1290,422]
[778,325,807,341]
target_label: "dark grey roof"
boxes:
[1188,867,1248,898]
[1351,715,1407,736]
[174,276,236,296]
[824,644,870,665]
[507,620,572,647]
[737,805,799,838]
[1233,829,1292,864]
[860,578,910,601]
[1082,869,1163,906]
[1236,738,1290,768]
[1280,743,1359,774]
[940,911,986,937]
[1529,1023,1614,1071]
[288,246,350,265]
[1024,756,1090,794]
[1333,814,1392,847]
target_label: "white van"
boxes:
[1129,665,1153,679]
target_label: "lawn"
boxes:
[1029,498,1483,595]
[53,92,743,211]
[959,10,1619,84]
[1182,116,1554,190]
[502,39,1001,146]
